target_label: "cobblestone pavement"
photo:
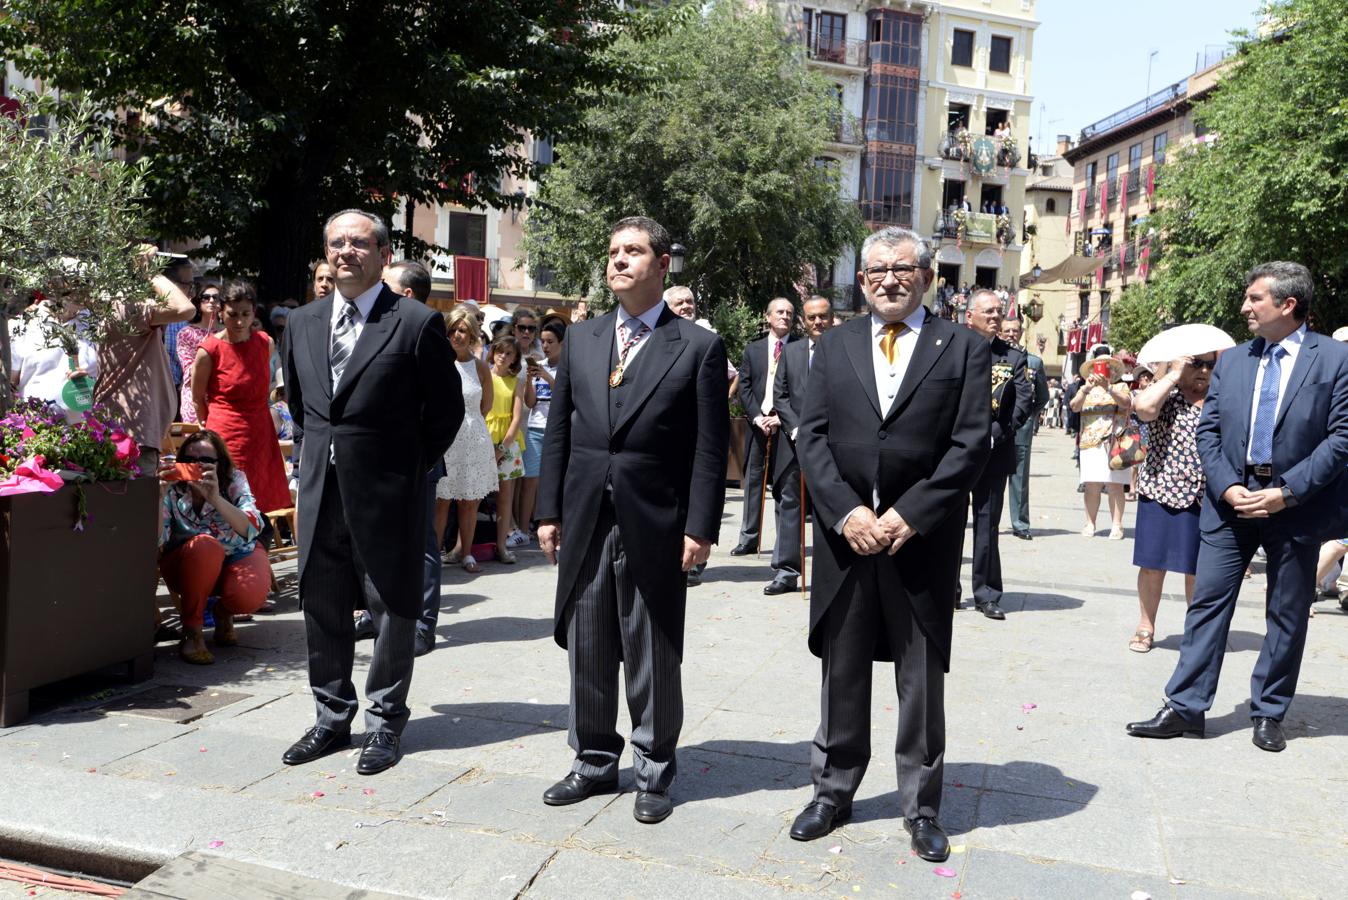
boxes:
[2,431,1345,898]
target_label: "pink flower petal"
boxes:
[934,867,957,878]
[1021,703,1037,712]
[207,840,224,849]
[362,788,375,796]
[311,791,325,798]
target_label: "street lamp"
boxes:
[1027,293,1044,322]
[1031,263,1043,280]
[669,242,686,276]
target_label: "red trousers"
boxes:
[160,535,270,629]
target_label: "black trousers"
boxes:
[565,498,683,792]
[810,562,945,820]
[970,466,1010,606]
[304,467,417,734]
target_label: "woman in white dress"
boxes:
[435,306,499,573]
[1068,351,1133,539]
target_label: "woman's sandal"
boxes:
[462,554,482,574]
[497,547,517,565]
[213,615,238,647]
[1128,629,1154,653]
[179,629,215,665]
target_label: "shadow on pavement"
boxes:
[1005,593,1085,613]
[437,615,554,645]
[411,701,569,750]
[1205,694,1348,740]
[1150,629,1265,653]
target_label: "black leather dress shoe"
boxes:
[1126,705,1204,739]
[789,801,850,841]
[905,816,950,862]
[542,772,619,806]
[763,576,798,596]
[729,542,758,556]
[686,570,702,587]
[1252,716,1287,752]
[356,731,401,775]
[974,600,1006,620]
[1012,528,1033,541]
[282,726,351,766]
[414,629,434,657]
[633,790,672,824]
[353,612,376,641]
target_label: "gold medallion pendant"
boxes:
[609,366,625,388]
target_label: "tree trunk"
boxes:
[255,175,319,306]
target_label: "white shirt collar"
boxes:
[1267,323,1307,356]
[332,281,384,324]
[870,305,927,337]
[617,300,664,334]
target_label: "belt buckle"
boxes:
[1250,464,1273,478]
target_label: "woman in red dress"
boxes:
[190,280,290,513]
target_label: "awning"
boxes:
[1018,255,1102,289]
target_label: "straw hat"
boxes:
[1078,355,1127,382]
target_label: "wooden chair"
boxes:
[167,422,201,454]
[264,507,298,595]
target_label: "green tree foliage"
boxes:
[0,95,159,410]
[520,1,866,360]
[1106,284,1168,357]
[1149,0,1348,337]
[0,0,634,301]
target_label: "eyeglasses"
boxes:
[200,294,220,302]
[863,264,926,282]
[515,324,537,333]
[180,455,217,464]
[1190,358,1216,371]
[326,237,375,253]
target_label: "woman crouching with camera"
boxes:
[158,429,270,664]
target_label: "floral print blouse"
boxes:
[159,467,263,558]
[1137,389,1205,510]
[1078,384,1124,449]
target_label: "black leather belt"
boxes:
[1246,464,1274,479]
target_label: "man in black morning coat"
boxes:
[790,225,990,862]
[536,215,729,825]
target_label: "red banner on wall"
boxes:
[1140,241,1151,280]
[1099,179,1109,222]
[1086,322,1103,347]
[1067,329,1083,353]
[1146,164,1156,201]
[1118,171,1129,213]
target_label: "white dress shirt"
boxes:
[789,338,815,442]
[10,307,99,418]
[870,306,926,416]
[613,301,665,369]
[329,281,384,352]
[1246,324,1306,464]
[755,331,790,423]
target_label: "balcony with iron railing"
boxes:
[803,34,868,68]
[827,116,863,146]
[1079,79,1188,142]
[1127,168,1141,194]
[940,130,968,162]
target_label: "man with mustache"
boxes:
[790,226,990,861]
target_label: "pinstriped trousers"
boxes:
[810,561,945,821]
[565,498,683,792]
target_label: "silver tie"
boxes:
[330,300,358,388]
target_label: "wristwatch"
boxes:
[1280,485,1299,508]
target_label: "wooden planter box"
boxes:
[1,478,159,726]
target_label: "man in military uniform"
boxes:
[962,290,1033,619]
[1000,318,1050,540]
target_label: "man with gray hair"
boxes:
[962,289,1033,620]
[792,226,990,860]
[1128,261,1348,752]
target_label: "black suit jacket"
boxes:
[799,311,991,669]
[984,337,1033,476]
[737,333,798,474]
[282,286,463,618]
[537,305,729,655]
[1197,330,1348,541]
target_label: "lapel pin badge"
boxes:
[936,339,943,346]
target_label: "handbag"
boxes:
[1108,418,1147,470]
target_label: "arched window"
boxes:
[1045,197,1057,213]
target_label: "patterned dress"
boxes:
[176,323,213,424]
[437,358,498,500]
[1137,390,1205,510]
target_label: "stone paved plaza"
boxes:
[2,431,1346,898]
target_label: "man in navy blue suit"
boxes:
[1127,262,1348,752]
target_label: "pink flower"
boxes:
[109,429,140,464]
[20,426,34,440]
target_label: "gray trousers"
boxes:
[811,562,945,821]
[1007,431,1034,532]
[566,499,683,792]
[305,467,417,734]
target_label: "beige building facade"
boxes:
[1017,148,1072,374]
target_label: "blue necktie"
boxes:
[1249,344,1286,465]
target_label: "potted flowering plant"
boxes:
[0,400,159,727]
